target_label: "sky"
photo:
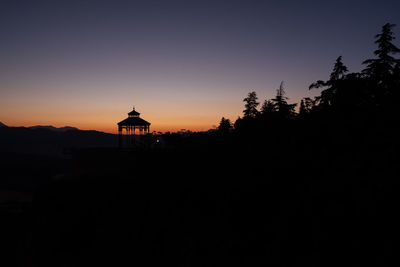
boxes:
[1,0,399,133]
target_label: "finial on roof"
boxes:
[128,106,140,117]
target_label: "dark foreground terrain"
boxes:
[1,126,399,266]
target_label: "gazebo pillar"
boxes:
[128,126,130,145]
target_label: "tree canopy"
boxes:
[243,91,259,118]
[215,23,399,137]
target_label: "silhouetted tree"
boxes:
[394,60,400,89]
[233,116,242,131]
[330,56,349,81]
[299,99,306,115]
[309,56,349,108]
[234,92,260,135]
[261,99,275,114]
[243,91,259,118]
[361,23,400,110]
[270,82,297,118]
[218,117,232,133]
[299,97,314,116]
[395,61,400,77]
[363,23,400,81]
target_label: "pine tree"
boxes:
[363,23,400,81]
[218,117,232,133]
[261,99,275,114]
[309,56,349,107]
[243,91,259,118]
[299,99,306,116]
[299,97,316,116]
[271,82,297,118]
[330,56,348,81]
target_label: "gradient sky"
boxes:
[1,0,399,133]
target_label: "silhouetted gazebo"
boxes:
[118,106,151,147]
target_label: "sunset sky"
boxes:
[1,0,399,133]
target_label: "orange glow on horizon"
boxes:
[0,120,219,134]
[0,98,242,134]
[0,112,229,134]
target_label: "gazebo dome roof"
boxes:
[118,117,150,126]
[118,106,151,127]
[128,109,140,116]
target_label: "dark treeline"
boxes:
[165,23,400,170]
[3,23,400,267]
[200,23,400,169]
[223,22,400,141]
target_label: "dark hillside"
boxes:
[0,127,117,156]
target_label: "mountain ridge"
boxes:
[28,125,79,132]
[0,125,117,156]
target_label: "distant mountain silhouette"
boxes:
[28,125,78,132]
[0,121,7,127]
[0,126,117,156]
